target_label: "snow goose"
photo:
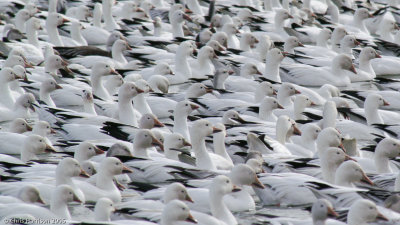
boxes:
[191,46,217,78]
[82,157,132,203]
[8,118,32,133]
[164,133,192,161]
[190,119,234,170]
[274,94,315,120]
[0,185,81,220]
[316,127,344,157]
[173,100,199,141]
[74,141,105,163]
[283,36,304,54]
[364,93,390,125]
[209,175,241,225]
[277,83,301,107]
[0,93,36,122]
[132,79,153,115]
[335,161,373,187]
[102,0,120,31]
[212,123,233,169]
[173,41,196,82]
[66,5,91,21]
[0,67,20,108]
[90,62,119,100]
[358,47,381,77]
[10,65,28,95]
[132,129,164,158]
[331,27,348,53]
[70,22,87,46]
[39,78,63,107]
[320,147,354,184]
[239,33,259,52]
[264,48,286,82]
[347,199,388,225]
[55,158,90,203]
[117,82,144,126]
[0,185,44,204]
[291,123,321,153]
[104,74,124,97]
[357,137,400,173]
[45,12,69,47]
[269,9,293,41]
[171,10,192,38]
[222,23,240,49]
[310,199,339,225]
[316,28,332,48]
[258,96,283,122]
[377,19,399,42]
[282,54,356,87]
[161,200,197,225]
[14,9,31,33]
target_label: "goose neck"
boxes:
[191,133,215,170]
[259,105,274,121]
[173,111,190,141]
[96,169,116,189]
[316,35,329,48]
[172,20,184,38]
[118,99,138,126]
[83,101,97,115]
[364,100,382,125]
[40,89,56,107]
[102,0,118,31]
[276,124,289,144]
[46,23,63,46]
[313,219,326,225]
[49,0,58,13]
[359,56,375,75]
[112,47,127,64]
[50,199,71,220]
[293,101,306,120]
[209,189,235,223]
[374,152,391,173]
[21,145,37,162]
[320,156,338,184]
[213,133,230,160]
[26,25,39,47]
[264,60,281,82]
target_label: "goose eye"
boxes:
[69,192,72,195]
[185,104,188,106]
[39,140,43,142]
[115,162,119,165]
[393,143,397,146]
[182,207,185,211]
[336,152,340,155]
[110,204,113,207]
[205,124,209,126]
[369,206,374,210]
[89,147,92,150]
[144,135,148,137]
[226,180,229,183]
[320,204,324,207]
[47,126,49,129]
[181,190,184,193]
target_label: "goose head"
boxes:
[257,35,273,53]
[277,83,300,106]
[340,35,359,50]
[164,133,191,159]
[259,96,283,121]
[15,93,36,113]
[210,175,241,196]
[197,29,213,44]
[348,199,388,225]
[376,138,400,159]
[148,75,170,93]
[190,119,222,141]
[112,39,132,54]
[0,67,19,82]
[139,113,164,129]
[13,65,27,82]
[354,8,372,22]
[211,14,223,28]
[317,127,344,153]
[133,129,164,154]
[21,135,54,162]
[318,84,340,99]
[185,83,212,98]
[331,27,347,45]
[177,41,197,57]
[80,89,94,103]
[211,32,228,48]
[322,147,354,168]
[32,121,54,136]
[107,31,127,50]
[45,55,68,74]
[46,12,69,28]
[360,47,381,62]
[15,9,31,27]
[293,95,315,119]
[24,3,40,15]
[74,5,91,21]
[154,62,174,75]
[335,161,373,187]
[4,55,31,68]
[135,79,153,93]
[240,62,261,78]
[9,118,32,133]
[41,78,62,93]
[51,185,81,219]
[207,40,226,51]
[275,9,293,25]
[332,54,356,74]
[174,100,199,117]
[222,23,240,36]
[197,46,217,62]
[364,93,389,110]
[238,8,253,21]
[240,33,259,50]
[92,62,119,76]
[222,110,246,125]
[118,82,143,101]
[230,164,265,188]
[81,161,96,176]
[94,197,115,221]
[26,17,42,32]
[161,200,197,225]
[213,67,233,89]
[99,157,132,176]
[163,182,193,203]
[106,142,133,157]
[254,82,276,102]
[276,115,301,144]
[301,123,321,141]
[171,9,192,24]
[266,48,286,65]
[384,194,400,213]
[56,158,90,183]
[18,185,44,204]
[312,199,338,223]
[380,19,399,34]
[284,36,304,54]
[74,141,104,162]
[246,158,265,174]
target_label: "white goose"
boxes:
[335,161,373,187]
[347,199,388,225]
[40,78,63,107]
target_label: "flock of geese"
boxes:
[2,0,400,224]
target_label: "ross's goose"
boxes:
[0,67,20,108]
[347,199,388,225]
[8,118,32,134]
[161,200,197,225]
[335,160,373,187]
[39,78,63,107]
[264,48,286,82]
[0,93,36,122]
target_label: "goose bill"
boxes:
[79,169,90,178]
[185,213,197,223]
[327,206,339,217]
[122,165,133,173]
[252,176,266,189]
